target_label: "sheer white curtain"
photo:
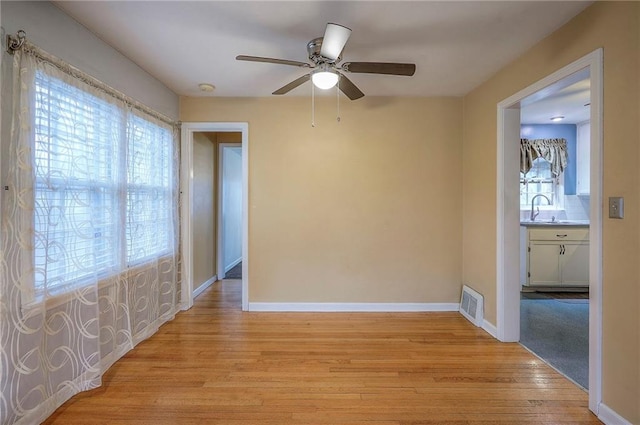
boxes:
[1,44,179,425]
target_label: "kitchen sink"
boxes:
[520,219,590,226]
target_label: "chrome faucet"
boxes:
[530,194,551,221]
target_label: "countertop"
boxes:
[520,220,590,227]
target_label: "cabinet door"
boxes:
[561,242,589,286]
[528,242,561,286]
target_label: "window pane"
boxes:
[127,189,172,263]
[34,187,118,293]
[126,115,174,264]
[34,71,120,294]
[127,115,172,187]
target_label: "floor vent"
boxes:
[459,285,484,327]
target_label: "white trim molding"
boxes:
[482,320,498,339]
[193,275,217,299]
[248,303,460,312]
[496,48,603,415]
[180,122,249,311]
[597,403,633,425]
[224,257,242,273]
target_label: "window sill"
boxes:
[21,254,176,319]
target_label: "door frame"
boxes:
[496,49,603,413]
[180,122,249,311]
[217,142,243,280]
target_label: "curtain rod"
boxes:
[6,30,178,128]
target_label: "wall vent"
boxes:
[459,284,484,327]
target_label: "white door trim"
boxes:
[496,49,603,414]
[181,122,249,311]
[217,142,242,280]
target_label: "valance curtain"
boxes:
[1,43,180,425]
[520,138,568,177]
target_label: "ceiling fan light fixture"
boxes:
[311,70,339,90]
[236,22,415,102]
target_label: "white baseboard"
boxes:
[598,402,632,425]
[224,257,242,273]
[482,320,498,338]
[193,275,217,298]
[248,302,459,312]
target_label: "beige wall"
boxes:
[462,2,639,422]
[181,96,463,303]
[192,132,217,287]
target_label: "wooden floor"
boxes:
[44,280,601,425]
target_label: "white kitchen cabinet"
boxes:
[525,227,589,287]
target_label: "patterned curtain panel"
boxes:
[1,45,180,425]
[520,138,568,177]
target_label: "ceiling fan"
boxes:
[236,23,416,100]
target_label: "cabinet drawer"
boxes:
[528,228,589,241]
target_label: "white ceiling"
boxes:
[521,77,591,124]
[54,1,592,100]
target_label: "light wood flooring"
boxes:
[44,280,601,424]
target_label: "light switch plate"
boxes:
[609,197,624,219]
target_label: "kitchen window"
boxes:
[520,157,564,208]
[520,138,568,210]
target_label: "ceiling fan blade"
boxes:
[320,23,352,61]
[236,55,310,68]
[273,74,311,95]
[337,73,364,100]
[342,62,416,76]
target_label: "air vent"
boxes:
[459,284,484,327]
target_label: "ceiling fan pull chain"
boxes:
[336,74,341,123]
[311,80,315,127]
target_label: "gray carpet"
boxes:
[520,293,589,389]
[224,262,242,279]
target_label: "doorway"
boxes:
[518,69,591,389]
[496,49,602,413]
[181,122,249,311]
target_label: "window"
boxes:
[126,115,174,264]
[33,71,174,298]
[520,157,563,208]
